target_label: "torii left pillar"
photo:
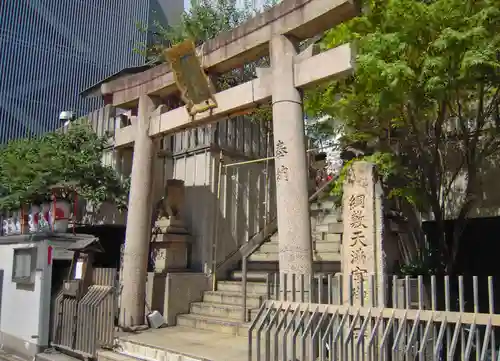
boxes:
[119,95,156,327]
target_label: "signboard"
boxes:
[164,40,218,116]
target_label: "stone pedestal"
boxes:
[151,179,190,273]
[155,217,187,235]
[151,232,190,272]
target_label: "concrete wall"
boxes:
[145,272,211,326]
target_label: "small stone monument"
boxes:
[151,179,190,273]
[340,161,388,356]
[341,161,386,307]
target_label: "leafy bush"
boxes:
[0,125,129,212]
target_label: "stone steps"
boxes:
[248,200,343,263]
[176,313,249,336]
[229,270,341,281]
[316,222,343,234]
[216,280,268,294]
[248,250,342,262]
[229,270,273,281]
[318,232,342,243]
[241,259,341,274]
[203,290,263,308]
[170,197,343,336]
[257,239,341,254]
[312,212,342,224]
[248,238,342,262]
[310,199,338,211]
[190,301,249,320]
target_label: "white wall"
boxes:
[0,239,72,357]
[0,241,46,356]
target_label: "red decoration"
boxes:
[47,246,53,265]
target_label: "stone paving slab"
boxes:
[0,350,28,361]
[35,351,80,361]
[118,326,250,361]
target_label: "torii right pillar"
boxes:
[270,35,313,299]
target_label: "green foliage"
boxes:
[135,0,270,63]
[331,152,400,202]
[0,125,129,212]
[399,245,442,276]
[308,0,500,271]
[399,253,439,277]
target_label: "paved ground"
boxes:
[0,350,29,361]
[35,350,80,361]
[119,327,250,361]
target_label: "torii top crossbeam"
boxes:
[94,0,359,147]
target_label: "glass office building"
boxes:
[0,0,183,144]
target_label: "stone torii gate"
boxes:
[96,0,359,327]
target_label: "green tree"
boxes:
[306,0,500,272]
[137,0,255,63]
[0,125,129,213]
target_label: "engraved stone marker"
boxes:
[342,161,385,307]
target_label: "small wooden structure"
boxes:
[51,237,117,359]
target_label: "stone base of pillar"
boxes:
[151,232,190,272]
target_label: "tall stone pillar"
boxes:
[119,95,156,327]
[270,35,313,290]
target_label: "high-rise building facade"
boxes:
[0,0,183,144]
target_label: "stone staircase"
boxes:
[175,197,343,335]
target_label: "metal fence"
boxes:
[239,177,338,322]
[261,272,340,305]
[51,268,117,358]
[249,273,500,361]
